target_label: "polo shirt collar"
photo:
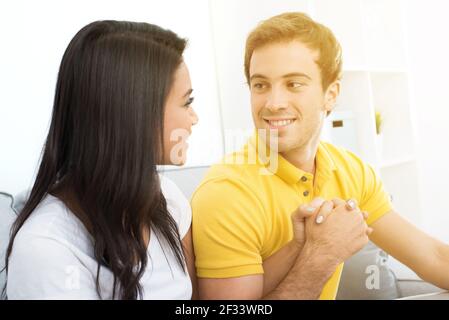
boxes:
[247,132,337,185]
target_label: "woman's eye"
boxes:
[184,97,194,107]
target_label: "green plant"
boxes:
[375,111,383,135]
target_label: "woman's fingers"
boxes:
[345,198,358,211]
[315,200,334,224]
[295,197,326,222]
[306,198,369,225]
[362,211,369,220]
[331,198,346,207]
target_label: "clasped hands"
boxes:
[290,197,373,263]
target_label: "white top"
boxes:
[7,176,192,300]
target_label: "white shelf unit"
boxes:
[209,0,422,223]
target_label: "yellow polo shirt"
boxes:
[191,135,392,300]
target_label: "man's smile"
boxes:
[262,117,297,129]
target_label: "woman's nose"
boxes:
[191,108,199,126]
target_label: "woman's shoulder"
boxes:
[159,174,192,239]
[15,194,93,255]
[7,195,99,299]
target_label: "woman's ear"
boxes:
[324,80,340,113]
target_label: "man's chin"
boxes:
[261,138,292,154]
[274,142,293,154]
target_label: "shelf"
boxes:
[370,73,415,162]
[343,68,408,74]
[380,161,422,225]
[380,156,415,169]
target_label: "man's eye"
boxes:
[252,83,266,89]
[289,82,303,88]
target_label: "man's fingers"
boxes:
[366,227,374,236]
[315,200,334,224]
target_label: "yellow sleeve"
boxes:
[359,161,393,225]
[191,177,267,278]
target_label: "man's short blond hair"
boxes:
[244,12,343,91]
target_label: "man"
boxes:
[191,12,449,299]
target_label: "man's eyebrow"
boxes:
[249,74,267,82]
[249,72,312,82]
[183,88,193,98]
[282,72,312,80]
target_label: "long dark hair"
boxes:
[2,20,187,299]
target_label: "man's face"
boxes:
[249,40,339,153]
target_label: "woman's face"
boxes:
[162,62,198,165]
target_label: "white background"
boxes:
[0,0,224,195]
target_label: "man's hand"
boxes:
[291,197,369,249]
[303,198,373,264]
[199,197,374,299]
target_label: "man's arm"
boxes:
[198,243,338,300]
[262,240,301,296]
[198,200,371,299]
[370,210,449,290]
[262,198,369,296]
[198,200,319,299]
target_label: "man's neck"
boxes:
[281,139,319,175]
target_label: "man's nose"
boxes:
[266,88,288,112]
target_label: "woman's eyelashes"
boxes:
[184,96,194,107]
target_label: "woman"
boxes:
[3,20,198,299]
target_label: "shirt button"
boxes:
[303,190,309,197]
[301,176,307,182]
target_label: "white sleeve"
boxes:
[159,175,192,239]
[7,234,99,300]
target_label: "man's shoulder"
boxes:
[191,147,270,208]
[320,141,368,171]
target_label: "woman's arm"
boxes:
[182,226,198,299]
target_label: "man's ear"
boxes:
[324,80,340,113]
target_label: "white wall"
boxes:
[405,0,449,242]
[0,0,224,195]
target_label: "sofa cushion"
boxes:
[159,166,209,199]
[0,192,18,299]
[337,241,400,299]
